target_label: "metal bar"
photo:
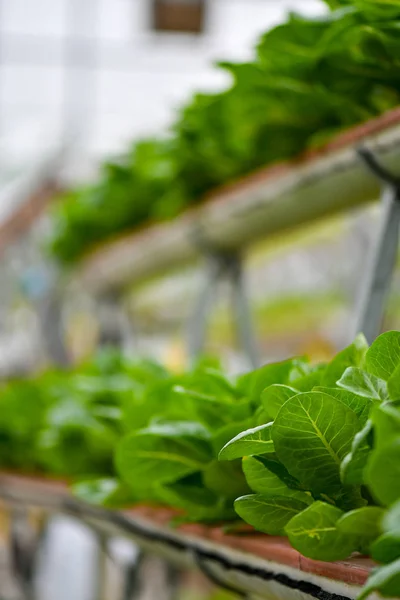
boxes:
[9,507,37,600]
[230,256,259,369]
[355,185,400,343]
[164,561,182,600]
[93,533,109,600]
[358,147,400,187]
[355,147,400,343]
[187,257,222,362]
[96,293,134,351]
[38,289,70,366]
[121,550,144,600]
[187,251,258,367]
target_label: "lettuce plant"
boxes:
[219,332,400,599]
[49,0,400,263]
[3,332,400,598]
[0,349,167,479]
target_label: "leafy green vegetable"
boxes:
[371,401,400,448]
[315,386,371,424]
[234,494,310,535]
[355,347,400,599]
[211,420,254,455]
[291,366,326,391]
[322,334,368,387]
[249,452,305,492]
[261,384,298,419]
[366,438,400,506]
[285,502,358,561]
[365,331,400,382]
[358,558,400,600]
[157,473,218,512]
[115,423,213,487]
[218,424,273,461]
[371,533,400,564]
[203,461,250,500]
[383,498,400,533]
[337,506,383,552]
[340,419,373,485]
[272,391,360,494]
[5,329,400,600]
[0,381,49,471]
[364,399,400,506]
[242,456,313,504]
[337,367,388,401]
[48,4,400,263]
[72,478,135,508]
[238,358,309,404]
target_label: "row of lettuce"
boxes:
[49,0,400,263]
[2,332,400,597]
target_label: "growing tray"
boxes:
[0,472,379,600]
[74,107,400,295]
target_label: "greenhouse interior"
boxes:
[2,0,400,599]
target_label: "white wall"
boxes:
[0,0,324,179]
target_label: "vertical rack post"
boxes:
[230,254,259,369]
[93,533,109,600]
[187,256,223,363]
[39,286,70,366]
[355,148,400,344]
[96,292,135,351]
[9,506,38,600]
[187,246,259,369]
[121,550,144,600]
[94,292,145,600]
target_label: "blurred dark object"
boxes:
[152,0,205,33]
[10,507,45,599]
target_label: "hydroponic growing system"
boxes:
[3,1,400,599]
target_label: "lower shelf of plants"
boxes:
[2,333,400,600]
[0,472,374,600]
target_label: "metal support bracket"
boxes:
[355,147,400,343]
[9,507,40,600]
[121,550,144,600]
[96,292,135,353]
[187,246,259,369]
[192,549,248,598]
[93,532,109,600]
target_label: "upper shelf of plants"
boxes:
[47,0,400,293]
